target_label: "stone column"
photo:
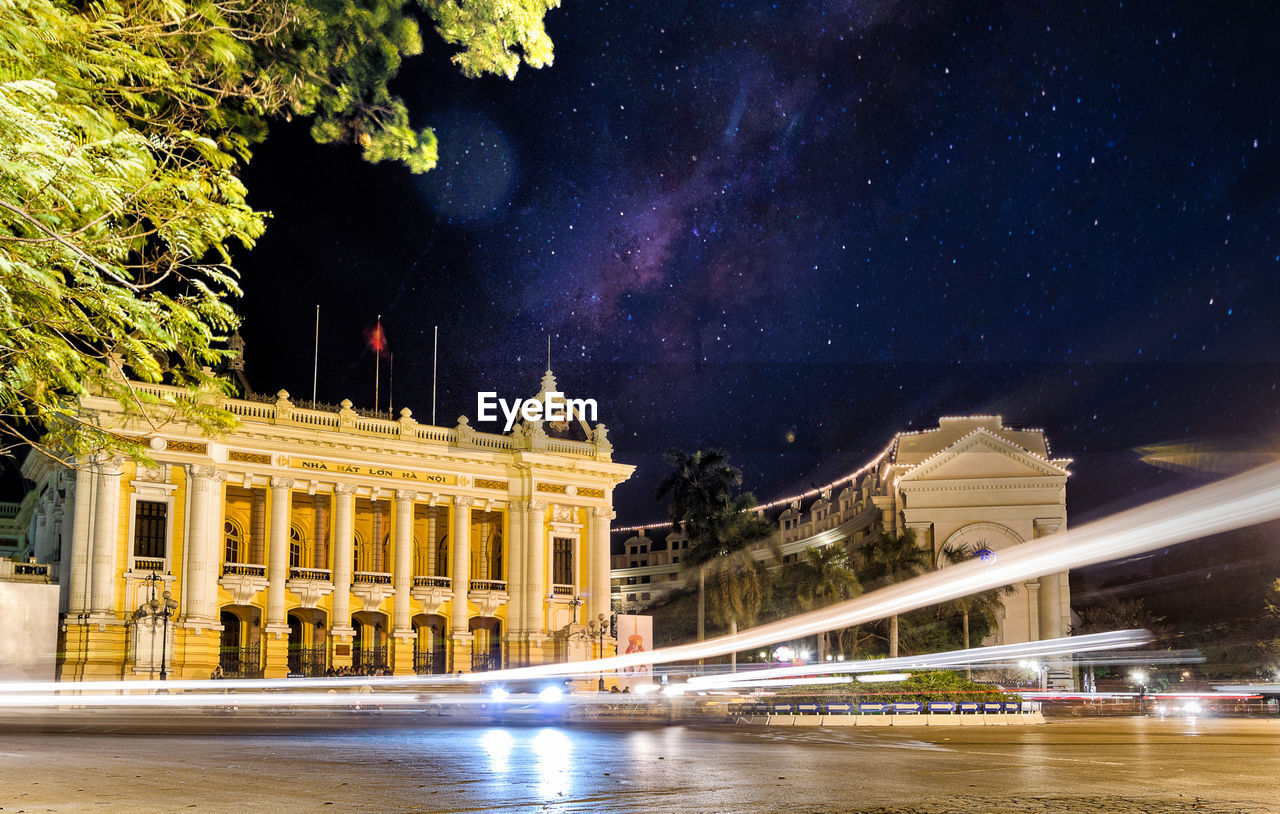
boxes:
[450,497,474,635]
[392,489,416,675]
[263,477,293,678]
[426,507,438,575]
[312,494,329,569]
[68,465,93,614]
[331,484,356,642]
[89,459,122,617]
[449,496,475,671]
[590,507,613,624]
[369,499,383,572]
[506,501,526,635]
[250,487,266,565]
[183,465,222,622]
[1035,519,1065,641]
[524,501,547,636]
[1024,580,1041,642]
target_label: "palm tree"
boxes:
[790,543,861,661]
[655,448,743,642]
[938,542,1015,677]
[855,528,928,658]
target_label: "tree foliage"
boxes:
[0,0,559,460]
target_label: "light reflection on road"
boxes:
[534,728,573,799]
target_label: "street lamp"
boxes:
[588,613,609,691]
[569,594,583,625]
[134,571,178,680]
[1130,669,1148,697]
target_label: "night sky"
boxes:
[223,0,1280,532]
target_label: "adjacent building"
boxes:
[21,369,632,681]
[613,416,1073,673]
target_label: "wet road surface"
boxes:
[1,716,1277,812]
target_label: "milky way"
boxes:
[232,0,1280,524]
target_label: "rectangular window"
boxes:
[133,501,167,559]
[552,537,574,586]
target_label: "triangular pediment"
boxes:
[899,428,1069,482]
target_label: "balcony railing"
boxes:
[353,571,392,585]
[222,563,267,578]
[469,579,507,592]
[287,644,328,677]
[551,584,575,596]
[412,575,451,589]
[471,653,501,672]
[219,644,262,679]
[125,381,610,460]
[131,557,166,573]
[414,649,447,675]
[352,646,388,673]
[289,567,332,582]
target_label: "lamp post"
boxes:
[1130,669,1148,711]
[569,594,583,625]
[588,613,608,691]
[135,571,179,680]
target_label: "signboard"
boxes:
[615,614,653,690]
[288,458,456,485]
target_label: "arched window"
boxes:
[290,526,304,569]
[224,520,244,563]
[436,532,448,577]
[353,532,366,572]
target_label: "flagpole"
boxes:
[389,352,394,419]
[431,325,438,426]
[311,305,319,404]
[374,314,381,414]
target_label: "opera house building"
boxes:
[18,369,632,680]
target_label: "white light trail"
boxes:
[0,692,424,709]
[470,460,1280,683]
[685,631,1149,689]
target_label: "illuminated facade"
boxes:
[613,416,1072,668]
[24,370,632,680]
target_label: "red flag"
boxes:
[364,319,389,357]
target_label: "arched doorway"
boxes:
[351,611,389,673]
[218,608,262,678]
[287,609,328,676]
[413,614,447,675]
[468,617,502,672]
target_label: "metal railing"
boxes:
[222,563,266,577]
[352,647,388,672]
[288,567,332,582]
[414,649,447,675]
[412,575,451,589]
[471,653,501,672]
[551,584,575,596]
[353,571,392,585]
[131,557,166,573]
[469,579,507,592]
[218,644,262,679]
[125,380,609,459]
[287,645,328,677]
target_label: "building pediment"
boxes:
[898,428,1070,483]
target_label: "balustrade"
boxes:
[412,575,451,589]
[222,563,267,578]
[353,571,392,585]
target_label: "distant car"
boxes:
[485,679,572,725]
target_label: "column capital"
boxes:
[509,499,531,512]
[453,496,475,508]
[1024,580,1042,593]
[529,499,548,511]
[395,488,418,502]
[590,506,614,519]
[334,482,358,496]
[186,463,222,482]
[270,475,295,490]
